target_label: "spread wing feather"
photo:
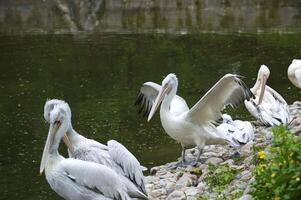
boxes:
[135,82,189,117]
[185,74,253,125]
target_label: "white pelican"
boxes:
[43,99,147,196]
[288,59,301,89]
[40,103,148,200]
[135,73,253,167]
[216,114,254,145]
[244,65,290,126]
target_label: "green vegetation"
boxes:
[204,163,239,193]
[233,154,243,164]
[195,195,208,200]
[190,167,202,176]
[252,126,301,200]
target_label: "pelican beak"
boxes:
[40,121,61,175]
[148,84,171,121]
[63,134,73,154]
[258,75,267,105]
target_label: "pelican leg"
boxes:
[181,146,198,166]
[181,145,199,166]
[192,147,203,166]
[166,146,188,169]
[181,145,187,163]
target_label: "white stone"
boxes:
[182,187,198,197]
[240,143,253,157]
[166,190,186,200]
[176,173,193,187]
[149,188,167,198]
[205,157,223,165]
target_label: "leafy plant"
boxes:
[251,126,301,200]
[204,163,239,193]
[195,195,208,200]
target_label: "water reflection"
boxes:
[0,33,300,199]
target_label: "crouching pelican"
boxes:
[216,114,254,145]
[43,99,147,197]
[288,59,301,89]
[244,65,290,126]
[135,73,253,167]
[40,103,148,200]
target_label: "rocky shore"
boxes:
[144,102,301,200]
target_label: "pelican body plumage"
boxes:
[136,73,253,167]
[245,65,290,126]
[40,103,148,200]
[42,100,148,200]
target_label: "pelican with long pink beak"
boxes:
[245,65,290,126]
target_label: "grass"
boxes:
[204,163,240,193]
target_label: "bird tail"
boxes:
[128,190,149,200]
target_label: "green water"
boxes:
[0,33,300,199]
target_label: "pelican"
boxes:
[288,59,301,89]
[40,103,148,200]
[135,73,253,167]
[244,65,290,126]
[43,99,147,196]
[216,114,254,145]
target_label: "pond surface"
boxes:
[0,33,300,199]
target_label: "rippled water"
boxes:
[0,33,300,199]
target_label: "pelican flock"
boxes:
[135,73,253,167]
[244,65,290,126]
[40,59,301,199]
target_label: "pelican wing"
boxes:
[185,74,253,125]
[266,86,287,105]
[60,158,131,200]
[135,82,189,116]
[107,140,147,195]
[266,86,290,123]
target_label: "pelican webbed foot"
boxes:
[165,160,183,170]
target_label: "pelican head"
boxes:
[44,99,71,123]
[40,103,72,174]
[148,73,178,121]
[44,99,65,122]
[222,114,233,123]
[256,65,270,105]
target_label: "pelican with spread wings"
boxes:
[135,73,253,167]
